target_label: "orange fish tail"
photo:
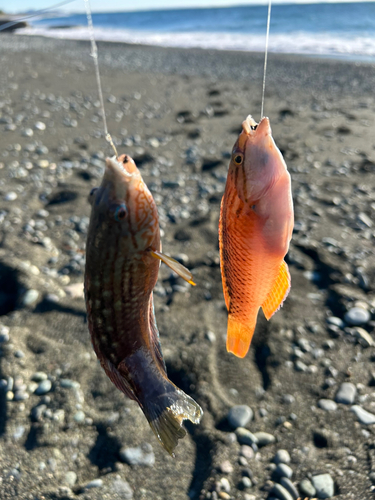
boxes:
[226,314,257,358]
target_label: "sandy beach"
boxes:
[0,34,374,500]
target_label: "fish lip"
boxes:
[105,155,137,180]
[241,115,271,137]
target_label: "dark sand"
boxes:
[0,34,374,500]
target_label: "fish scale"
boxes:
[85,154,202,455]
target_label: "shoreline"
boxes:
[0,34,375,101]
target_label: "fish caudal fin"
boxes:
[262,260,291,320]
[226,314,257,358]
[141,383,203,457]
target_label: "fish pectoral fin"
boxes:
[261,260,291,320]
[150,250,196,286]
[226,314,257,358]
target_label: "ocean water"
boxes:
[17,2,375,61]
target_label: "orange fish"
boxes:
[219,115,294,358]
[85,154,202,455]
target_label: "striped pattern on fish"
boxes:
[85,154,202,455]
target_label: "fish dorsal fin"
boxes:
[261,260,291,320]
[150,250,196,286]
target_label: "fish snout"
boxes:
[256,117,271,138]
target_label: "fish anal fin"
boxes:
[149,250,195,286]
[262,260,291,321]
[226,315,256,358]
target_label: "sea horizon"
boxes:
[14,2,375,62]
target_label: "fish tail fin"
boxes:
[226,313,257,358]
[140,381,203,457]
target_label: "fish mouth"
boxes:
[105,154,137,180]
[241,115,271,137]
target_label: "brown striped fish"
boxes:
[84,154,202,456]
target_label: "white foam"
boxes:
[16,26,375,59]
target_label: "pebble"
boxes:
[239,477,252,489]
[21,289,39,307]
[34,121,46,131]
[327,316,345,329]
[73,410,85,423]
[119,443,155,466]
[64,471,77,487]
[344,307,370,326]
[31,404,47,422]
[60,379,80,389]
[13,425,25,440]
[112,477,133,499]
[335,382,356,404]
[351,405,375,425]
[271,483,294,500]
[35,379,52,395]
[217,477,231,493]
[318,399,338,411]
[85,479,103,489]
[353,327,374,347]
[274,463,293,480]
[279,477,299,500]
[31,372,48,382]
[273,450,291,465]
[299,478,316,497]
[14,391,29,401]
[0,326,10,343]
[253,431,275,447]
[311,473,334,498]
[235,428,258,446]
[240,445,255,460]
[227,405,253,429]
[22,128,34,137]
[219,460,233,474]
[4,191,17,201]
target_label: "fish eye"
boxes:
[114,204,127,222]
[233,153,243,165]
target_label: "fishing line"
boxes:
[83,0,118,158]
[260,0,272,119]
[0,0,76,32]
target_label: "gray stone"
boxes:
[299,478,316,497]
[344,307,370,326]
[351,405,375,425]
[239,477,252,489]
[112,477,133,499]
[353,327,375,347]
[64,471,77,487]
[13,425,25,440]
[274,449,291,465]
[318,399,338,411]
[227,405,253,429]
[60,379,80,389]
[21,289,39,307]
[271,483,294,500]
[274,463,293,479]
[253,431,275,446]
[85,479,103,489]
[35,379,52,395]
[327,316,345,329]
[119,443,155,466]
[0,326,10,343]
[31,372,48,382]
[335,382,356,404]
[73,410,85,423]
[311,473,334,498]
[235,428,258,446]
[280,477,299,500]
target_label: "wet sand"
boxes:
[0,34,374,500]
